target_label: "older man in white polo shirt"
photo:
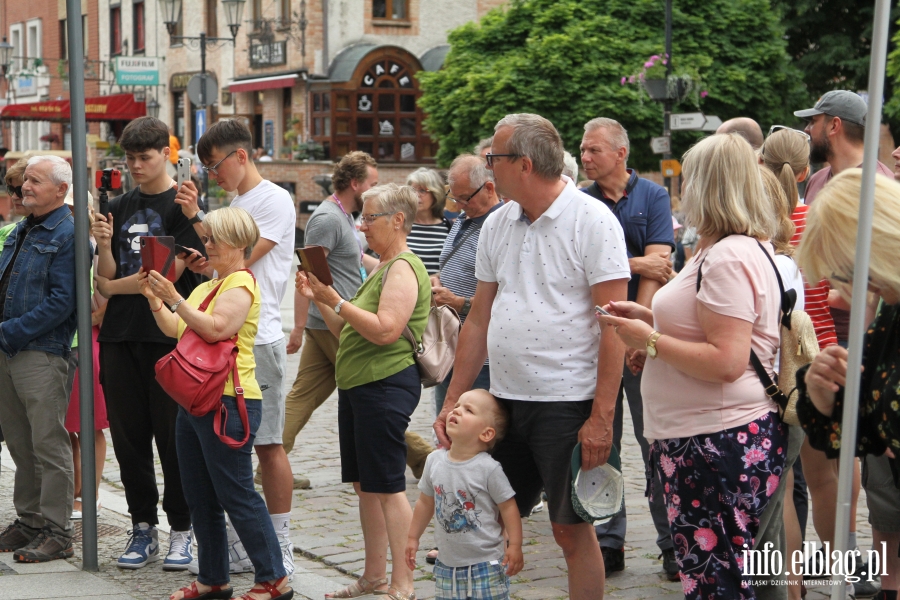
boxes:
[435,113,630,599]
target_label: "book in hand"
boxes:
[296,245,333,286]
[140,236,178,282]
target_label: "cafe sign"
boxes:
[250,41,287,68]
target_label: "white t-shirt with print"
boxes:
[230,180,296,345]
[475,179,630,401]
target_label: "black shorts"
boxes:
[337,364,420,494]
[491,398,593,525]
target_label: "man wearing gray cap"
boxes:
[795,89,892,599]
[796,90,892,204]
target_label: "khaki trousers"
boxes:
[282,328,432,471]
[0,351,74,537]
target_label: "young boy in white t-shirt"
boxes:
[406,390,523,600]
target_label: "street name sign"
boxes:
[670,113,706,130]
[651,136,671,154]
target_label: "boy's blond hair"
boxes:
[462,389,509,450]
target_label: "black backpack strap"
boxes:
[750,349,790,411]
[752,240,796,330]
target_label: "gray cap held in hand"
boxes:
[794,90,868,126]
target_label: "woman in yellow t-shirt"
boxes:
[138,207,291,600]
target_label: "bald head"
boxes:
[716,117,764,150]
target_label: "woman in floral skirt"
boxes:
[600,133,787,598]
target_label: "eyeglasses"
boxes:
[7,185,22,199]
[202,150,238,176]
[485,153,521,167]
[360,212,394,224]
[768,125,811,142]
[200,235,216,245]
[411,187,431,197]
[449,182,486,205]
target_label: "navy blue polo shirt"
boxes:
[580,170,674,301]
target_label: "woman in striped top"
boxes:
[406,168,451,274]
[760,127,864,600]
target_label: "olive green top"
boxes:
[335,252,431,390]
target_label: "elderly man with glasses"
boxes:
[0,155,77,563]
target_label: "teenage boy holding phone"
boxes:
[91,117,203,571]
[177,119,298,579]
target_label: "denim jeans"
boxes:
[176,397,285,586]
[433,364,491,419]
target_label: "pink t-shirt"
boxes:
[641,235,781,440]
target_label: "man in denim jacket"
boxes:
[0,155,77,563]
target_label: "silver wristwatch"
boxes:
[334,299,346,314]
[169,298,185,313]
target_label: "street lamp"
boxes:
[0,37,14,76]
[158,0,246,110]
[222,0,246,39]
[146,98,160,119]
[159,0,183,36]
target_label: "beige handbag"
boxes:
[778,310,820,426]
[382,260,461,388]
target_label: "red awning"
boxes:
[229,74,298,93]
[0,93,146,122]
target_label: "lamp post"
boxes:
[158,0,245,114]
[147,97,160,119]
[0,37,15,150]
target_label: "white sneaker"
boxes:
[228,536,255,574]
[280,538,295,583]
[163,529,194,571]
[186,540,254,575]
[531,501,544,515]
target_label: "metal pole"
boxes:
[829,0,891,597]
[200,32,207,110]
[662,0,672,195]
[65,0,98,571]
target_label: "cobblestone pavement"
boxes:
[0,343,876,599]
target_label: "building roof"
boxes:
[420,45,450,72]
[328,44,378,82]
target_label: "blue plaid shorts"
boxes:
[434,558,510,600]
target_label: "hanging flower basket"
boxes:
[642,77,691,102]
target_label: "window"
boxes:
[310,50,433,162]
[59,20,66,60]
[278,0,291,26]
[110,6,122,55]
[133,1,145,52]
[10,26,22,71]
[206,0,218,36]
[373,0,407,20]
[251,0,263,30]
[26,20,41,60]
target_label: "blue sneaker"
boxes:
[117,523,159,569]
[163,529,194,571]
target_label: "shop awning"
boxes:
[0,93,146,122]
[229,74,298,93]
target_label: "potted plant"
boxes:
[622,54,706,104]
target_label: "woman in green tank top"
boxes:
[296,183,430,600]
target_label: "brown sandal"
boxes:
[325,575,389,598]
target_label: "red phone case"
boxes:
[140,236,178,282]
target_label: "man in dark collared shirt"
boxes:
[579,117,677,580]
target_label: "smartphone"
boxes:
[175,243,195,256]
[594,305,611,317]
[140,236,178,282]
[177,158,192,187]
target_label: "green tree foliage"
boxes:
[418,0,803,170]
[774,0,900,139]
